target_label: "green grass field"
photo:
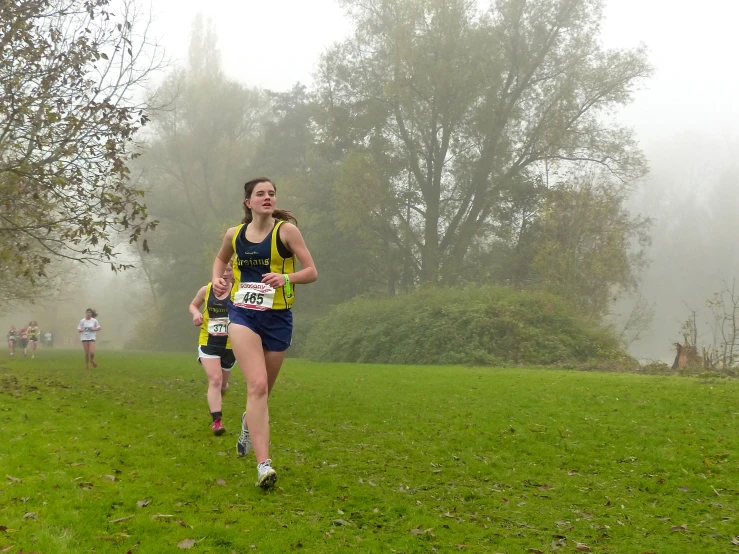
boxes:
[1,351,738,553]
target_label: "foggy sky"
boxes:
[150,0,739,145]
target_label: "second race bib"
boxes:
[207,317,229,336]
[233,282,275,311]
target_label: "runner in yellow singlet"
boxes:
[212,177,318,489]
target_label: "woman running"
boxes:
[27,321,40,358]
[19,327,29,357]
[189,262,236,436]
[7,326,17,357]
[212,177,317,489]
[78,309,101,369]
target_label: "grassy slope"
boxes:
[1,351,738,553]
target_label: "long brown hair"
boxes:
[242,177,297,226]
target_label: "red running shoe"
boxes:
[91,360,98,368]
[211,417,225,436]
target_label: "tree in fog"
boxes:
[130,16,269,349]
[527,174,651,318]
[0,0,163,279]
[316,0,650,285]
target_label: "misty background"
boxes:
[5,0,739,363]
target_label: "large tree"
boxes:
[128,16,270,349]
[0,0,162,279]
[317,0,650,285]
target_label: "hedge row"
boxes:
[303,286,629,366]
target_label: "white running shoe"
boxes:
[256,459,277,489]
[236,412,252,457]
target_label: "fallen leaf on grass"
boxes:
[575,543,591,552]
[0,526,6,531]
[177,539,195,549]
[538,484,553,491]
[177,520,188,527]
[678,487,691,492]
[731,537,739,546]
[528,549,543,553]
[102,475,117,482]
[581,512,593,519]
[671,524,688,532]
[152,514,174,520]
[110,515,134,524]
[136,499,151,508]
[19,498,29,503]
[5,476,21,483]
[22,513,38,520]
[333,519,351,526]
[216,479,227,486]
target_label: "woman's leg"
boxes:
[221,367,231,396]
[229,323,270,463]
[201,357,225,413]
[89,342,97,367]
[82,342,90,367]
[264,350,286,395]
[8,341,13,356]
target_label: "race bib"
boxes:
[233,282,274,311]
[207,317,229,336]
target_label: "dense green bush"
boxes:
[304,286,630,366]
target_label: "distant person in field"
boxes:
[27,321,40,358]
[189,262,236,436]
[7,326,17,357]
[212,177,317,490]
[18,327,29,357]
[44,331,53,348]
[78,309,101,369]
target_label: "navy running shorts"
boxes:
[227,306,293,352]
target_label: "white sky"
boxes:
[148,0,739,147]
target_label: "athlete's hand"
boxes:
[261,273,286,288]
[212,277,229,296]
[192,313,203,326]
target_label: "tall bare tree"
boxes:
[0,0,163,279]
